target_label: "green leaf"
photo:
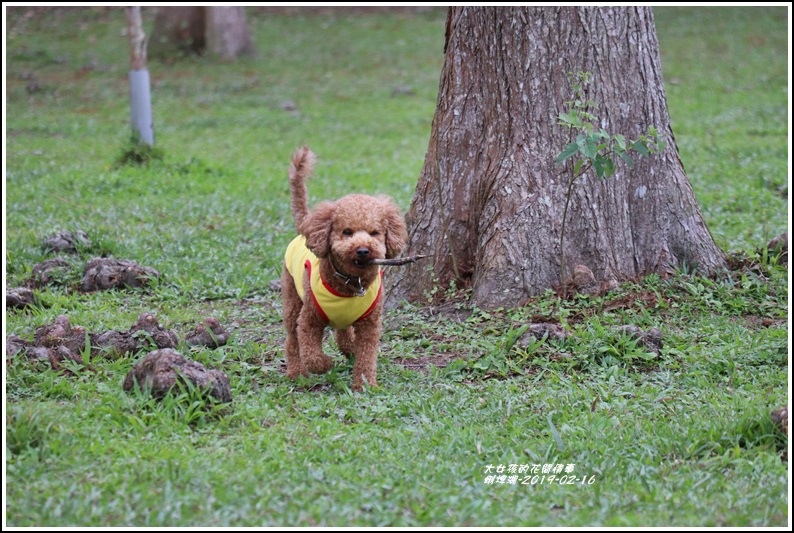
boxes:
[594,157,604,178]
[593,154,607,177]
[548,415,566,451]
[555,142,579,165]
[558,112,580,128]
[575,135,587,153]
[580,136,598,159]
[472,360,490,371]
[614,134,626,151]
[603,156,616,177]
[593,154,616,179]
[618,151,635,168]
[633,141,651,157]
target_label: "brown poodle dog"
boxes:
[281,146,407,391]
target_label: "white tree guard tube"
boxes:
[129,69,154,145]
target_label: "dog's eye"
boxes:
[342,229,353,236]
[370,231,380,237]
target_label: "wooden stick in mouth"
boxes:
[368,254,428,266]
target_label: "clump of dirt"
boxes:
[80,257,161,291]
[33,315,87,351]
[8,254,160,295]
[7,312,179,370]
[92,312,178,358]
[91,330,139,357]
[43,230,90,254]
[125,312,178,349]
[726,232,788,274]
[122,348,232,403]
[6,334,33,362]
[612,325,663,355]
[6,287,36,309]
[185,317,230,348]
[519,323,570,346]
[7,234,162,296]
[7,313,231,371]
[26,315,90,371]
[771,406,788,436]
[771,406,788,461]
[767,232,788,266]
[27,258,73,287]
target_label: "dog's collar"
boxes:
[329,256,367,297]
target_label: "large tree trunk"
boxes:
[149,6,255,60]
[387,6,726,309]
[206,7,256,60]
[149,7,206,58]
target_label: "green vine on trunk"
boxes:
[555,71,666,296]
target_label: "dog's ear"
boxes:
[300,201,335,258]
[381,199,408,259]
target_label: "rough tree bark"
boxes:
[149,6,205,58]
[386,6,726,309]
[206,7,256,60]
[149,6,255,60]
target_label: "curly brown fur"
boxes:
[288,145,316,229]
[281,146,407,391]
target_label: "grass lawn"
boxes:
[4,6,790,527]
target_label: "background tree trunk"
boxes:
[149,6,206,58]
[387,6,726,309]
[206,7,256,60]
[149,6,255,60]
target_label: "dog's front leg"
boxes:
[350,315,382,391]
[297,311,333,374]
[285,334,308,378]
[282,267,308,379]
[334,327,356,358]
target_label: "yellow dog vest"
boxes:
[285,236,382,329]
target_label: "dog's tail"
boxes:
[288,146,316,229]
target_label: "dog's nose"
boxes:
[356,247,371,259]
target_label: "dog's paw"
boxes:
[305,354,333,374]
[286,366,309,379]
[352,374,377,392]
